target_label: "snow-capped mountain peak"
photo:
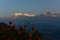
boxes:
[13,13,36,17]
[13,13,23,17]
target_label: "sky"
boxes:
[0,0,60,17]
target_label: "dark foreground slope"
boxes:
[0,22,44,40]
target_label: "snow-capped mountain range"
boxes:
[0,13,60,30]
[0,13,36,22]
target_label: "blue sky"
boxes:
[0,0,60,17]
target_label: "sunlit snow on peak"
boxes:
[14,13,23,17]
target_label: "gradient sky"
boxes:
[0,0,60,17]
